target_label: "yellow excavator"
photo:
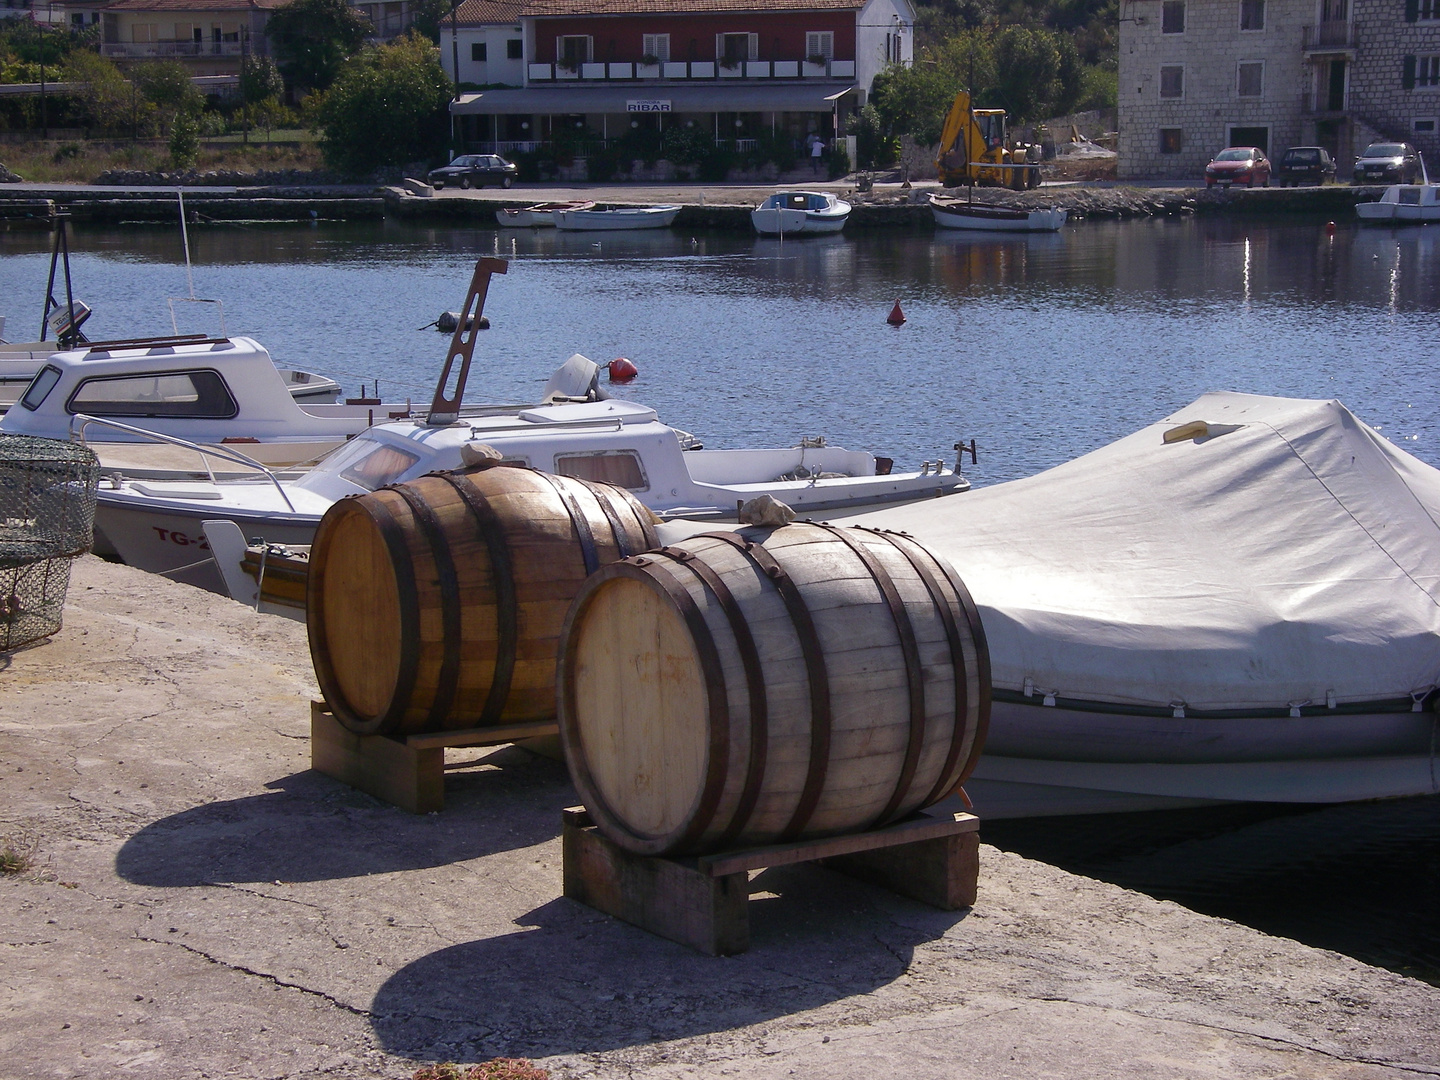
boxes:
[934,90,1041,189]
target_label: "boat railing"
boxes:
[69,413,298,513]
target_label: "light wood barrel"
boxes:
[558,523,990,856]
[307,465,658,737]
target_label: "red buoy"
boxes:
[1325,220,1337,236]
[887,300,906,326]
[608,357,638,382]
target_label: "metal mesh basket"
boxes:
[0,435,100,566]
[0,556,73,652]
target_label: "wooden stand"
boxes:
[562,805,980,955]
[309,701,559,813]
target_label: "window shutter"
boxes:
[643,33,653,56]
[1403,54,1417,88]
[748,32,758,59]
[716,32,724,58]
[806,31,820,57]
[1405,0,1419,21]
[555,35,561,62]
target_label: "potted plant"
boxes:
[638,53,661,76]
[804,53,828,74]
[557,56,581,77]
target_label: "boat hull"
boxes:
[750,208,850,236]
[554,206,681,231]
[931,202,1066,232]
[495,200,596,227]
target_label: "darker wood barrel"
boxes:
[307,465,658,737]
[557,522,990,857]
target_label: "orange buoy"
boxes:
[608,357,638,382]
[1325,221,1337,236]
[887,300,906,326]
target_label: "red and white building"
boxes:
[442,0,913,156]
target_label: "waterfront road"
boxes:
[2,555,1437,1079]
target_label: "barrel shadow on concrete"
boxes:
[115,747,572,886]
[371,864,966,1061]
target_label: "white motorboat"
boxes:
[553,205,682,231]
[0,334,396,473]
[91,354,968,593]
[929,193,1066,232]
[1356,183,1440,223]
[495,200,596,227]
[751,191,852,236]
[829,392,1440,817]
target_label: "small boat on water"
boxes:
[830,391,1440,817]
[750,191,851,236]
[1358,153,1439,223]
[553,205,682,231]
[929,193,1066,233]
[495,200,596,227]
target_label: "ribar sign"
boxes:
[626,100,671,112]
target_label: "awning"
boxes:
[450,83,854,115]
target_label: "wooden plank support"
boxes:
[309,701,559,813]
[561,806,980,955]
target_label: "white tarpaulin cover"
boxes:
[834,392,1440,712]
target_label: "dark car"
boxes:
[1351,142,1421,185]
[427,154,517,190]
[1275,146,1336,187]
[1204,147,1271,188]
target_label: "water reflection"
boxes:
[2,217,1437,484]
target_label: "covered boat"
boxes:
[832,392,1440,816]
[751,191,851,236]
[929,193,1066,232]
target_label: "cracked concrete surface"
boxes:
[3,555,1439,1079]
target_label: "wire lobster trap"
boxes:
[0,435,99,651]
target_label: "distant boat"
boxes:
[929,193,1065,233]
[751,191,852,236]
[554,205,682,231]
[1357,153,1439,223]
[495,200,596,227]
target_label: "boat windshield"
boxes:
[307,435,422,491]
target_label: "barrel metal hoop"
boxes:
[654,543,769,849]
[534,472,601,575]
[366,495,423,734]
[819,525,928,827]
[884,530,992,796]
[700,530,831,842]
[441,472,519,727]
[391,483,463,730]
[571,477,652,558]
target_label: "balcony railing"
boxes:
[101,41,244,58]
[471,136,789,154]
[1302,21,1357,50]
[1300,90,1348,114]
[527,58,855,83]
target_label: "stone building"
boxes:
[1119,0,1440,180]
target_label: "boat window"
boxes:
[334,441,422,490]
[1399,188,1422,203]
[18,365,63,411]
[66,369,238,419]
[554,450,647,490]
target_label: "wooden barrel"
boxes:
[307,465,658,737]
[557,523,990,856]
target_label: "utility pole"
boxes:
[449,0,462,154]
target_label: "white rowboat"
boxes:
[929,194,1066,232]
[554,205,682,231]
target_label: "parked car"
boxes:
[427,154,518,190]
[1351,142,1421,185]
[1204,147,1271,188]
[1275,146,1336,187]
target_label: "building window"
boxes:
[805,31,834,61]
[1160,127,1184,152]
[557,35,590,67]
[1415,118,1438,132]
[1238,61,1264,96]
[1160,64,1184,98]
[642,33,669,61]
[507,38,522,59]
[1406,0,1438,20]
[1162,1,1186,33]
[471,42,486,62]
[1240,0,1265,30]
[1418,55,1440,87]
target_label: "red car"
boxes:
[1204,147,1271,188]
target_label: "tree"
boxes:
[315,32,450,175]
[266,0,372,92]
[410,0,457,45]
[132,59,203,127]
[240,53,284,104]
[59,50,134,133]
[169,109,200,167]
[992,26,1060,123]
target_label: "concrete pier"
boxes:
[2,555,1438,1079]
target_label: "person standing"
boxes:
[810,136,824,175]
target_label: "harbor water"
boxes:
[2,214,1438,982]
